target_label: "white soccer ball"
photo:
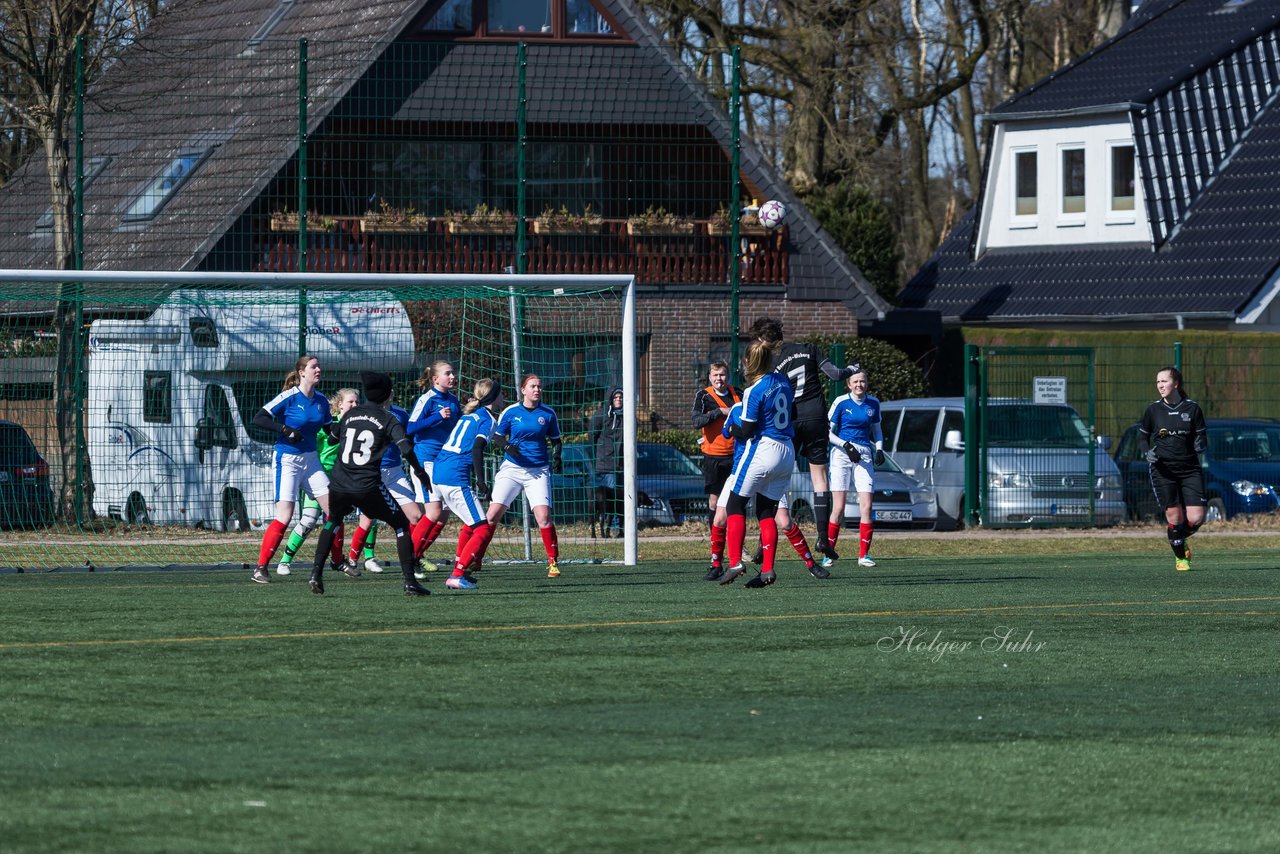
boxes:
[758,199,786,230]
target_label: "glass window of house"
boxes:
[1014,150,1037,216]
[1110,145,1135,212]
[1061,148,1086,215]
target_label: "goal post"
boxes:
[0,270,638,571]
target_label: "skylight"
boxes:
[121,149,212,222]
[245,0,296,49]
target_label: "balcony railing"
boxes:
[254,217,788,287]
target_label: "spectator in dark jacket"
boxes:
[590,387,625,537]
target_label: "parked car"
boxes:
[552,443,596,522]
[0,421,56,529]
[1113,419,1280,522]
[788,453,938,530]
[879,397,1125,529]
[559,441,706,527]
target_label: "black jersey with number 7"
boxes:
[329,404,416,493]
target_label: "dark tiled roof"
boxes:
[994,0,1280,116]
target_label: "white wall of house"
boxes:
[977,114,1152,255]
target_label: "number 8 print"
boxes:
[772,392,790,430]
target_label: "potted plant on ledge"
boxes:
[445,203,517,235]
[360,199,430,234]
[271,210,338,232]
[626,206,697,237]
[706,204,769,237]
[532,204,603,236]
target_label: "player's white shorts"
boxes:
[491,459,553,509]
[716,478,789,510]
[275,449,329,503]
[380,466,418,507]
[726,436,794,502]
[411,461,442,504]
[436,483,486,527]
[829,443,875,494]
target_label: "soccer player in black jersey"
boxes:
[309,371,433,596]
[1137,366,1208,571]
[749,317,857,565]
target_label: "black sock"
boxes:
[814,491,831,545]
[395,529,417,582]
[1167,523,1187,559]
[313,526,335,576]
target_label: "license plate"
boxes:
[874,510,913,522]
[1054,505,1088,516]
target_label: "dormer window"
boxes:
[1014,149,1038,218]
[421,0,618,38]
[1059,146,1086,222]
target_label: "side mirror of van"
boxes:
[195,417,214,451]
[1096,434,1112,451]
[943,429,964,452]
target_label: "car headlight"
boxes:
[909,487,933,503]
[989,473,1033,488]
[1097,474,1121,490]
[1231,479,1272,497]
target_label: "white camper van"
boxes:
[87,289,414,531]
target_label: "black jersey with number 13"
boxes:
[329,404,415,492]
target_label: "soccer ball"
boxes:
[758,199,786,230]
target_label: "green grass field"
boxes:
[2,535,1278,852]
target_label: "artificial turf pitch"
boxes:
[2,547,1278,852]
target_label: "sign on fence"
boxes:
[1033,376,1067,404]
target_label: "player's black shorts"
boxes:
[1149,462,1207,510]
[701,454,734,495]
[329,484,410,531]
[792,415,830,466]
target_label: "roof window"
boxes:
[121,148,213,222]
[245,0,296,50]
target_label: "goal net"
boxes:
[0,270,637,573]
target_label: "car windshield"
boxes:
[637,444,701,476]
[0,425,41,465]
[1208,426,1280,462]
[987,404,1091,449]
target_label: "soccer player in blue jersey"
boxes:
[249,354,332,584]
[344,392,425,574]
[719,339,797,588]
[486,373,564,577]
[827,366,884,568]
[433,378,505,589]
[407,361,461,569]
[706,399,820,582]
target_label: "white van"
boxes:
[879,397,1124,530]
[87,289,414,531]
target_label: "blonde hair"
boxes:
[283,354,317,391]
[743,339,774,384]
[417,359,453,390]
[331,387,359,416]
[464,378,496,414]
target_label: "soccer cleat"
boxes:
[275,562,291,576]
[462,572,481,586]
[339,560,362,578]
[445,575,478,590]
[251,567,270,584]
[413,558,439,579]
[817,542,840,562]
[858,555,877,568]
[820,555,835,569]
[703,564,725,581]
[746,546,764,565]
[718,563,746,586]
[744,570,776,588]
[1175,557,1191,572]
[308,574,324,595]
[403,580,432,596]
[808,563,831,579]
[546,560,561,578]
[363,558,385,574]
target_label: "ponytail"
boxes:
[283,354,317,391]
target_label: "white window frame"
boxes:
[1057,143,1087,227]
[1106,140,1137,224]
[1010,146,1039,228]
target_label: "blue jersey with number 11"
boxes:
[741,372,794,442]
[433,409,497,486]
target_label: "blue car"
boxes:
[1113,420,1280,522]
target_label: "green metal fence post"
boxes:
[728,46,742,384]
[516,42,528,275]
[297,38,309,357]
[964,343,980,527]
[1173,341,1182,374]
[74,35,86,527]
[831,341,846,405]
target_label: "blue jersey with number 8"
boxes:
[740,372,794,443]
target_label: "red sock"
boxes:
[710,523,726,567]
[454,522,494,576]
[348,524,370,563]
[759,517,778,571]
[726,513,746,567]
[257,519,287,567]
[411,516,433,557]
[784,523,814,565]
[859,522,874,558]
[331,523,345,565]
[426,520,446,548]
[828,522,841,547]
[540,524,558,561]
[455,524,474,565]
